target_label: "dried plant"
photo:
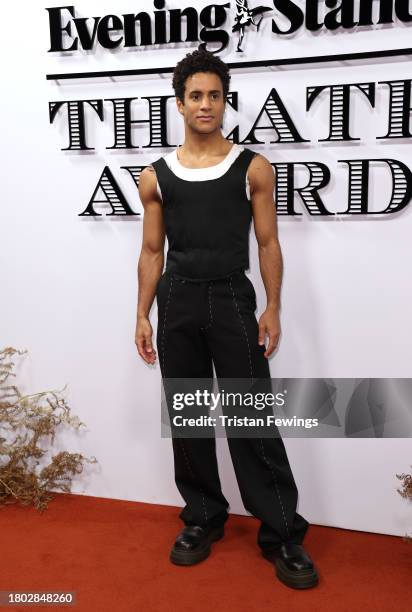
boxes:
[0,346,97,512]
[396,467,412,542]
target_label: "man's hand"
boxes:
[135,316,157,364]
[258,307,281,358]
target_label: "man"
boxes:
[135,49,319,590]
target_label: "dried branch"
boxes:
[396,466,412,542]
[0,347,97,512]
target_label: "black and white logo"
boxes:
[231,0,272,52]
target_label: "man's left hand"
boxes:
[258,307,281,358]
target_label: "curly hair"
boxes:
[172,49,231,103]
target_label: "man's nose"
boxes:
[200,97,212,109]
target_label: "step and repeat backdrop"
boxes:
[1,1,412,535]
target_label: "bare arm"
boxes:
[248,154,283,358]
[135,165,165,364]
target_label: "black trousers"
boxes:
[155,268,309,552]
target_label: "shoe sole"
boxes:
[275,558,319,589]
[169,526,225,566]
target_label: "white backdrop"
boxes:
[1,1,411,536]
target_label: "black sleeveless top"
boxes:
[151,147,256,282]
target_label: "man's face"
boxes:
[176,71,225,134]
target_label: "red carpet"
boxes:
[1,494,411,611]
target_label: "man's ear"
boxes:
[176,96,184,116]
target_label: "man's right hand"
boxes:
[135,316,157,364]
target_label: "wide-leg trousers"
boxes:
[155,268,309,552]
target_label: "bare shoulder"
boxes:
[247,152,276,199]
[139,164,161,206]
[140,164,157,185]
[248,152,275,185]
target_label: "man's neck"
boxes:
[179,131,232,158]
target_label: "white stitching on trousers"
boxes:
[229,276,254,382]
[229,275,291,542]
[200,283,213,330]
[160,275,174,376]
[259,438,291,540]
[161,275,209,524]
[179,438,209,524]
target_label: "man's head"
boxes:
[172,49,231,134]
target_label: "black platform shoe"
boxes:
[170,524,225,566]
[262,542,319,589]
